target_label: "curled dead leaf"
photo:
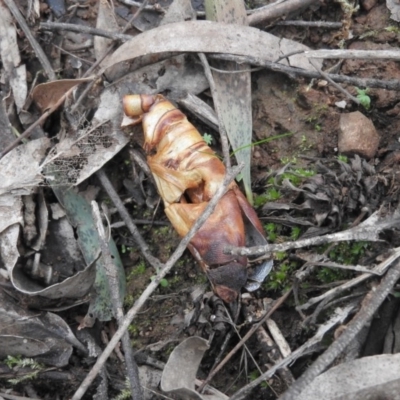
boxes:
[31,78,93,112]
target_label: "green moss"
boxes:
[265,260,298,292]
[315,241,370,283]
[128,323,140,337]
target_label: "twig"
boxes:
[297,246,400,311]
[70,163,244,400]
[309,58,360,105]
[307,261,380,275]
[4,0,56,81]
[198,53,231,168]
[198,288,292,392]
[0,393,42,400]
[119,0,167,13]
[40,22,133,42]
[276,20,342,28]
[226,211,400,257]
[96,169,162,269]
[256,326,295,388]
[229,302,357,400]
[51,43,94,66]
[305,49,400,60]
[210,53,400,90]
[248,0,321,26]
[266,318,292,358]
[278,258,400,400]
[92,201,143,400]
[110,220,169,228]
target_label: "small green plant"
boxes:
[268,168,315,187]
[266,261,297,292]
[264,222,280,242]
[150,272,169,288]
[315,241,369,283]
[290,226,301,241]
[337,154,348,163]
[280,156,297,164]
[275,251,287,261]
[202,133,213,145]
[254,188,281,207]
[230,132,294,158]
[127,261,147,280]
[5,356,44,385]
[385,25,400,33]
[355,88,371,110]
[112,378,132,400]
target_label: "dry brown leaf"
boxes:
[31,78,93,112]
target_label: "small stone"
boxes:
[338,112,379,159]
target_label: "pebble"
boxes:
[338,111,379,159]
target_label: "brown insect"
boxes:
[123,94,272,302]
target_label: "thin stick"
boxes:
[297,246,400,311]
[309,58,360,105]
[92,201,143,400]
[4,0,56,81]
[248,0,320,26]
[305,49,400,60]
[40,22,133,42]
[229,302,357,400]
[96,169,162,270]
[226,212,400,257]
[197,288,292,392]
[70,164,243,400]
[276,20,342,28]
[211,53,400,91]
[279,259,400,399]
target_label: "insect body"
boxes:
[123,94,271,302]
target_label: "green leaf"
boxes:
[356,87,371,110]
[202,133,213,145]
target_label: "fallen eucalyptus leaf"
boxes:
[297,354,400,400]
[0,290,85,366]
[50,182,125,321]
[0,225,19,280]
[205,0,253,203]
[104,21,321,75]
[10,252,97,299]
[0,137,51,196]
[0,194,23,234]
[43,90,129,186]
[94,0,118,66]
[161,336,226,400]
[0,1,27,111]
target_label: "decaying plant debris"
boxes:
[2,0,400,399]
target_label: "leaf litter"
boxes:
[1,1,400,400]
